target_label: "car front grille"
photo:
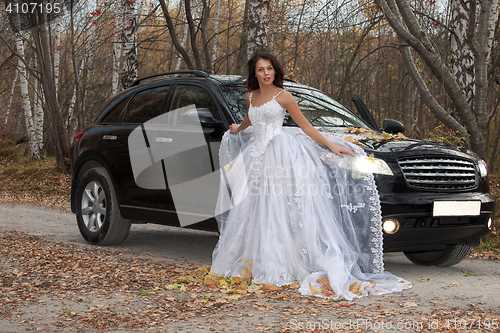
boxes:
[398,156,477,191]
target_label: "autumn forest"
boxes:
[0,0,499,174]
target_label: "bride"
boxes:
[210,52,412,299]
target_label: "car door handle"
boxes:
[155,137,173,143]
[103,135,117,140]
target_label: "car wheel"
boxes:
[75,167,131,245]
[403,244,472,267]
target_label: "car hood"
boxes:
[316,127,478,159]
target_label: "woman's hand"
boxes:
[328,143,355,158]
[229,123,240,134]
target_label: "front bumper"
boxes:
[380,193,495,252]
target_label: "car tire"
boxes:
[75,167,131,245]
[403,244,472,267]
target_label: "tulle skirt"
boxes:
[211,127,412,300]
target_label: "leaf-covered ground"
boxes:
[0,140,70,212]
[1,231,500,332]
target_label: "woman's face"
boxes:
[255,58,275,87]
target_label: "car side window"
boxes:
[101,98,127,123]
[169,85,222,123]
[122,86,170,123]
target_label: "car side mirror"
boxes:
[380,119,405,134]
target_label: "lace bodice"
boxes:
[248,90,286,157]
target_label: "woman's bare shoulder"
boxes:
[276,89,294,103]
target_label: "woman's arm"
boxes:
[229,92,252,134]
[277,91,355,158]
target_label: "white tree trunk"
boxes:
[247,0,269,57]
[5,72,18,126]
[121,0,138,89]
[33,70,45,159]
[112,13,123,96]
[211,0,221,72]
[15,36,43,159]
[449,0,474,120]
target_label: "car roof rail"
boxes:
[129,70,210,87]
[284,78,298,83]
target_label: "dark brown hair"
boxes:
[246,52,284,91]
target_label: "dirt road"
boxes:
[0,204,499,332]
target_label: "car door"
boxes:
[147,83,226,227]
[103,85,172,220]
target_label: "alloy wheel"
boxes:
[81,181,107,232]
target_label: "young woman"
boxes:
[211,52,411,299]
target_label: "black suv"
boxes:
[70,70,495,266]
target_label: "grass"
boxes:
[0,137,498,254]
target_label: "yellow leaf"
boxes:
[194,265,211,276]
[262,284,282,291]
[219,279,228,288]
[179,284,187,292]
[286,283,301,289]
[177,276,192,284]
[226,294,241,300]
[204,274,218,285]
[165,284,181,290]
[231,277,244,284]
[309,282,321,295]
[349,282,361,295]
[345,136,353,142]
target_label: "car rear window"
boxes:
[123,86,170,123]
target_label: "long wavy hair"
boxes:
[246,52,284,91]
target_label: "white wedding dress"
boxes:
[211,90,412,299]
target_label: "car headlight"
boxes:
[477,159,488,178]
[353,155,394,176]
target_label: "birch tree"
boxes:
[375,0,498,160]
[121,0,138,89]
[247,0,269,57]
[211,0,221,72]
[4,73,18,127]
[112,14,123,96]
[13,17,44,160]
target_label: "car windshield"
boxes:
[219,84,369,128]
